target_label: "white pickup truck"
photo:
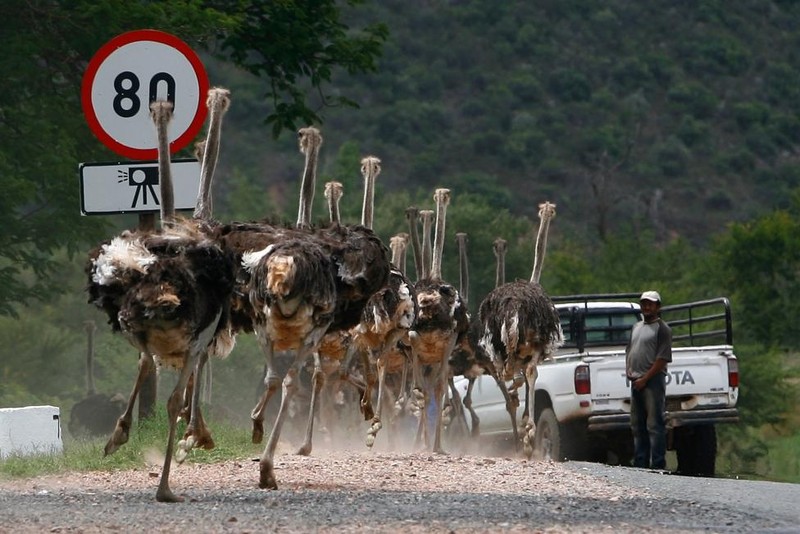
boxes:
[452,293,739,475]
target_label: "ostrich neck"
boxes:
[155,109,174,226]
[326,192,341,224]
[194,103,223,221]
[531,217,552,284]
[457,235,469,308]
[362,170,375,229]
[420,212,433,279]
[406,209,423,281]
[297,144,319,228]
[431,202,448,280]
[496,251,506,288]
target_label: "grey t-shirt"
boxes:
[625,319,672,379]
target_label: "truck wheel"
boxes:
[676,424,716,476]
[533,408,563,461]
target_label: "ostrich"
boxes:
[442,232,476,438]
[246,130,391,489]
[86,100,235,502]
[68,320,126,438]
[407,188,470,453]
[99,88,234,465]
[347,157,417,448]
[244,126,336,486]
[477,201,562,458]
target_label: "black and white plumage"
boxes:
[93,89,235,479]
[85,100,236,503]
[348,157,418,448]
[477,201,563,458]
[245,129,391,489]
[407,188,470,453]
[242,236,338,487]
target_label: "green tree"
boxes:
[712,197,800,348]
[0,0,386,316]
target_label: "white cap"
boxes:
[640,290,661,303]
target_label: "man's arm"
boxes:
[633,358,669,391]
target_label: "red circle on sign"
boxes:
[81,29,209,160]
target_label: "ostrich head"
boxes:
[194,87,231,221]
[531,201,557,284]
[296,126,323,228]
[323,181,344,224]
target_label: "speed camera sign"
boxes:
[81,30,209,160]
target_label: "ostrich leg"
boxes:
[104,352,154,456]
[295,351,326,456]
[250,336,282,444]
[176,351,215,463]
[155,354,196,503]
[522,360,540,459]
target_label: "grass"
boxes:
[0,407,262,480]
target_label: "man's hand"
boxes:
[633,376,648,391]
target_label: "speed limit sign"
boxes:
[81,29,209,160]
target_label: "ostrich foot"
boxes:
[155,485,184,503]
[103,418,131,457]
[365,418,383,448]
[441,405,453,426]
[259,460,278,490]
[295,443,312,456]
[360,397,374,421]
[251,419,264,444]
[523,423,535,459]
[411,387,425,412]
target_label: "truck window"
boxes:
[558,307,640,349]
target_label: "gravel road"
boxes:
[0,447,797,533]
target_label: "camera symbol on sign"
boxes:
[118,166,160,209]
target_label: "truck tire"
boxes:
[533,408,564,461]
[675,424,717,476]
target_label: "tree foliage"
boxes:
[0,0,386,316]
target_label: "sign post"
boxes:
[81,30,209,420]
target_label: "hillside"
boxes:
[205,0,800,247]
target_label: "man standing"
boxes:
[626,290,673,470]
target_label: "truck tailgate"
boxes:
[587,346,733,400]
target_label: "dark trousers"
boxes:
[630,373,667,469]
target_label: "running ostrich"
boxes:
[348,156,417,448]
[86,99,235,502]
[477,201,562,458]
[408,188,470,453]
[442,232,477,438]
[246,130,391,489]
[99,88,234,465]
